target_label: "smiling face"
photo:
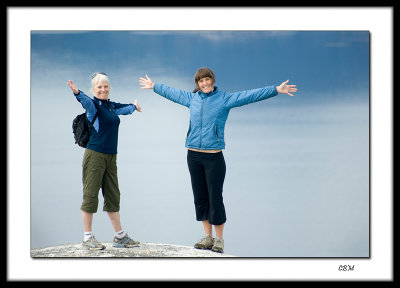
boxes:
[93,81,110,100]
[193,67,216,93]
[198,77,214,94]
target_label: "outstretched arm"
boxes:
[276,80,297,96]
[114,99,141,115]
[67,79,97,121]
[139,74,192,108]
[224,86,278,109]
[224,79,298,109]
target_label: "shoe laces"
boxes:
[214,237,224,245]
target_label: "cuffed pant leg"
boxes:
[187,150,227,225]
[187,151,210,221]
[102,154,120,212]
[204,152,226,225]
[81,149,106,213]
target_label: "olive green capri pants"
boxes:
[81,149,120,213]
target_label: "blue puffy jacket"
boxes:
[153,83,278,150]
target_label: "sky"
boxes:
[31,30,369,102]
[8,7,393,281]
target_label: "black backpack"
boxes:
[72,103,98,148]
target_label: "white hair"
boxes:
[90,72,111,95]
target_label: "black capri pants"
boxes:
[187,149,226,225]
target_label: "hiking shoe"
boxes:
[194,234,214,250]
[113,234,140,248]
[82,236,106,251]
[211,237,224,253]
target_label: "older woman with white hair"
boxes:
[67,72,141,250]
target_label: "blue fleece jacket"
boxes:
[153,83,278,150]
[74,91,136,154]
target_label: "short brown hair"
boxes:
[193,67,216,93]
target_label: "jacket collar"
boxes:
[93,96,110,104]
[198,86,218,99]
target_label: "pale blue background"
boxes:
[30,30,369,257]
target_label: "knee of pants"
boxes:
[81,196,99,213]
[192,184,209,203]
[193,192,209,205]
[103,192,120,212]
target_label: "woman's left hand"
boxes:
[276,80,297,96]
[134,99,142,112]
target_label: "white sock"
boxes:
[84,231,92,241]
[115,230,127,239]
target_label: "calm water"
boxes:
[31,95,369,257]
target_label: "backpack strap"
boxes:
[87,99,99,131]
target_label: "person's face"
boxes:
[93,81,110,100]
[198,77,214,94]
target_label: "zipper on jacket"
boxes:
[200,99,204,149]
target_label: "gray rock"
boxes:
[31,242,234,258]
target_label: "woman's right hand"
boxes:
[139,74,154,89]
[67,80,79,94]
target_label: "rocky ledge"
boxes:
[31,242,234,258]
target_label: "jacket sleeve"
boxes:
[113,102,136,115]
[74,90,97,122]
[223,86,278,109]
[153,83,192,108]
